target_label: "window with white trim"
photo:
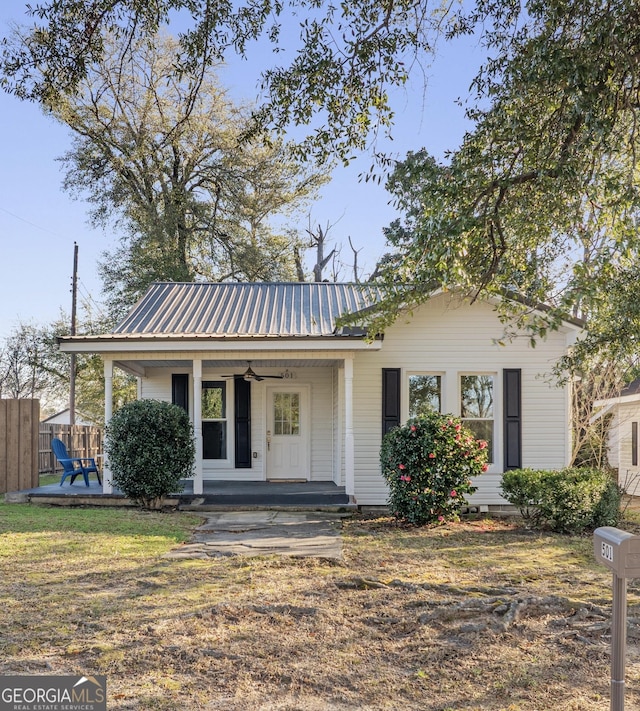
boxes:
[408,374,442,417]
[202,381,227,459]
[460,374,494,463]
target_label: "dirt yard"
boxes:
[1,504,639,710]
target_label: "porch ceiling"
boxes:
[114,357,345,374]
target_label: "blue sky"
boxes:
[0,1,483,339]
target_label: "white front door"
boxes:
[266,385,310,480]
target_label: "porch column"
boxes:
[344,355,355,499]
[192,359,204,495]
[103,358,113,494]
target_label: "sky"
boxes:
[0,1,483,340]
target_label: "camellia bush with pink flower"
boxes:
[380,412,489,525]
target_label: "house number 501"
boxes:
[601,541,615,563]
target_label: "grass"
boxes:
[1,503,640,710]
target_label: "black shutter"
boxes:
[504,368,522,470]
[382,368,401,436]
[172,374,189,413]
[633,422,638,467]
[234,377,252,468]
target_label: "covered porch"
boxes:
[100,350,376,501]
[58,282,385,506]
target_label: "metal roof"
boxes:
[112,282,386,337]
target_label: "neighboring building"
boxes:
[58,282,582,506]
[41,408,95,427]
[593,379,640,496]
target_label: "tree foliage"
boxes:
[0,322,53,400]
[48,34,327,315]
[0,313,136,422]
[4,1,640,361]
[0,0,434,162]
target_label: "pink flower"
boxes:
[400,474,411,483]
[478,440,488,450]
[438,515,445,522]
[481,463,489,472]
[455,424,462,431]
[410,425,417,432]
[428,452,436,459]
[450,490,457,498]
[398,463,406,470]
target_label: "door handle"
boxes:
[266,430,271,451]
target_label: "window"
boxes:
[202,381,227,459]
[409,374,442,417]
[273,392,300,435]
[461,374,494,462]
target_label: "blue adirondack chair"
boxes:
[52,438,102,486]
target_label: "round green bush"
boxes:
[380,412,489,525]
[501,467,621,533]
[105,399,195,508]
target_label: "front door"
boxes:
[266,385,310,480]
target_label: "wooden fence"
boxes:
[39,423,102,475]
[0,399,40,494]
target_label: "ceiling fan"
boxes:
[221,361,284,382]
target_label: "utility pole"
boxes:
[69,242,78,426]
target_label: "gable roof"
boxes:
[59,282,584,352]
[111,282,385,339]
[592,378,640,418]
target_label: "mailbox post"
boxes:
[593,527,640,711]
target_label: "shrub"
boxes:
[380,412,489,525]
[501,467,621,534]
[105,399,195,508]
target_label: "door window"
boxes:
[273,392,300,435]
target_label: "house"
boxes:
[58,282,582,507]
[41,408,95,427]
[593,379,640,496]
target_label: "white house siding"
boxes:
[350,293,573,506]
[606,402,640,496]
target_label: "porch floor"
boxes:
[4,480,355,511]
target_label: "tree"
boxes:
[0,0,433,162]
[4,1,640,357]
[48,34,327,316]
[0,322,52,400]
[0,313,136,423]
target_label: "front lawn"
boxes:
[1,503,639,710]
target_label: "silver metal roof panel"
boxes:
[113,282,385,337]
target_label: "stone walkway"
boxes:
[164,511,345,560]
